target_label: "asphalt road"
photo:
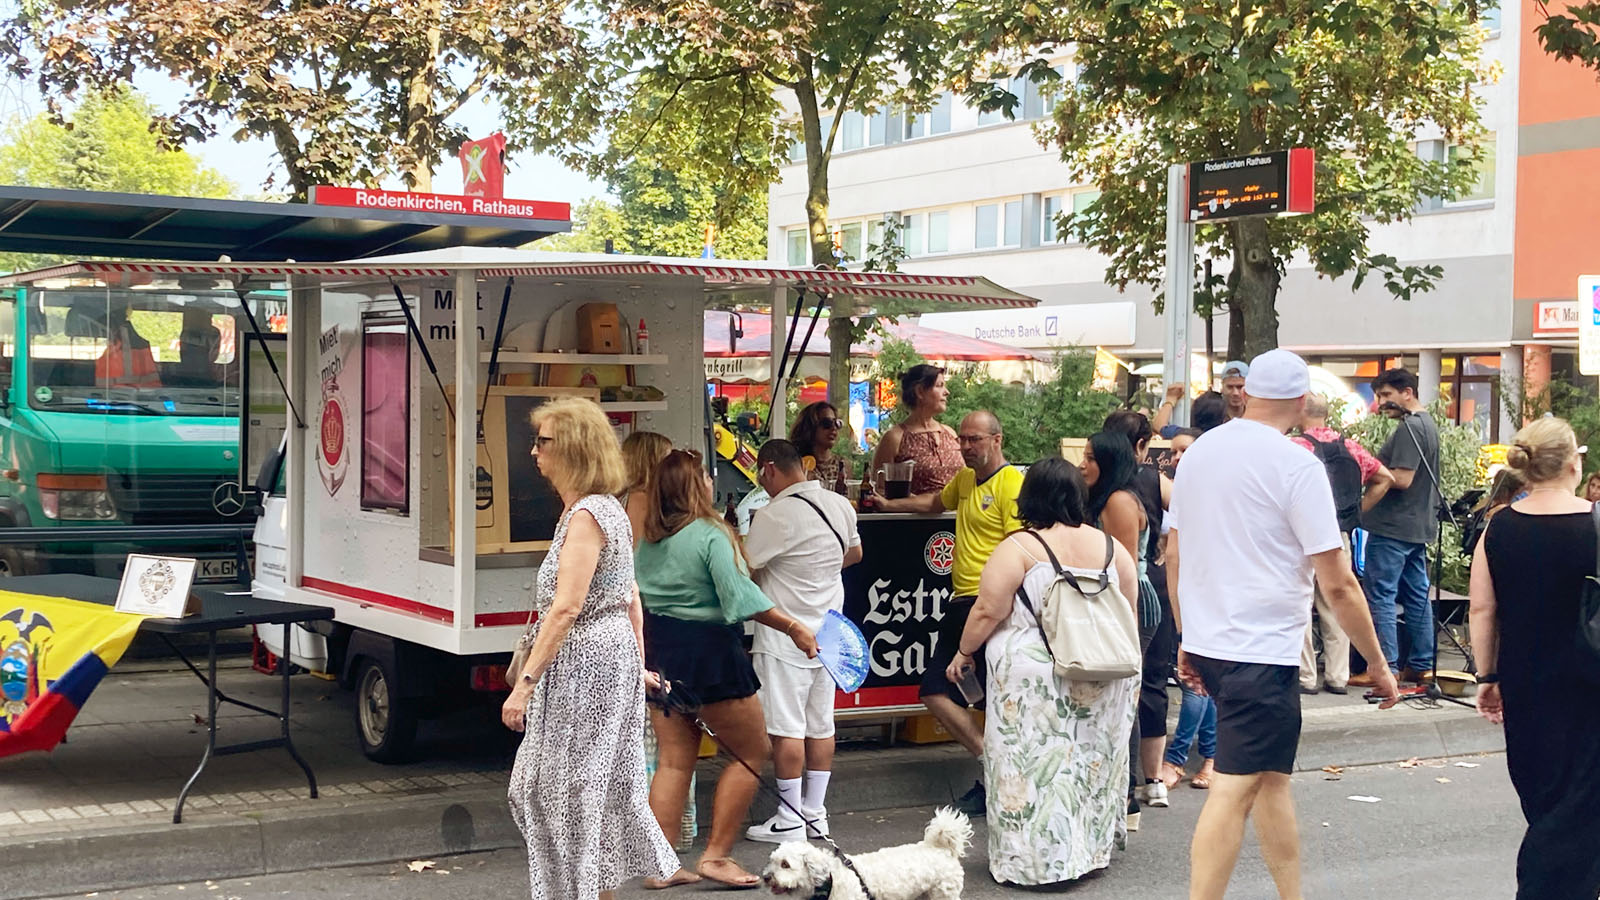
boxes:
[50,754,1521,900]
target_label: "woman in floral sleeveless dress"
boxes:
[947,458,1139,886]
[502,398,678,900]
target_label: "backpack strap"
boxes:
[1097,531,1114,594]
[1024,529,1067,577]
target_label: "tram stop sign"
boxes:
[1188,148,1315,222]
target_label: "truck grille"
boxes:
[107,474,250,525]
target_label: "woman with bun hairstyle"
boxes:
[866,363,963,497]
[1469,416,1600,898]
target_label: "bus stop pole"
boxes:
[1163,163,1195,427]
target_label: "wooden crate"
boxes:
[899,712,984,744]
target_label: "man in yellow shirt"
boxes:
[864,409,1022,815]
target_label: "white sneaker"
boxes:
[801,809,829,839]
[746,814,806,843]
[1144,781,1169,808]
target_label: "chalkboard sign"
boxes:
[450,386,599,553]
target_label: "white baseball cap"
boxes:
[1244,349,1311,400]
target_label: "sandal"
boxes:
[1159,761,1185,789]
[644,869,702,890]
[696,857,759,890]
[1191,761,1215,790]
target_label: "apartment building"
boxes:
[767,1,1598,442]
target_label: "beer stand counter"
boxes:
[835,511,958,726]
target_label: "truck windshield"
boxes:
[26,289,245,417]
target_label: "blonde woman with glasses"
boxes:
[502,398,678,900]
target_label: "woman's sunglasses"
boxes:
[818,417,845,429]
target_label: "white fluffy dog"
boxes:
[759,807,972,900]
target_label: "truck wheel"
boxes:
[354,656,417,763]
[0,545,37,577]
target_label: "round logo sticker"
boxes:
[320,396,345,467]
[32,386,52,404]
[924,531,955,576]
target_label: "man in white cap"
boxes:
[1166,348,1399,900]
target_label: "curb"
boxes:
[0,709,1505,899]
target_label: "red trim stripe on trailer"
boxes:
[301,576,455,624]
[834,685,923,708]
[475,611,537,628]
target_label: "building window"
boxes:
[867,218,886,253]
[1039,65,1067,116]
[841,111,864,151]
[1448,136,1495,203]
[1041,195,1064,243]
[361,320,409,513]
[866,109,889,147]
[1067,190,1101,242]
[839,222,864,261]
[974,204,999,248]
[1003,200,1023,247]
[903,106,926,140]
[926,211,949,254]
[901,213,925,256]
[1480,4,1501,33]
[929,93,952,134]
[786,228,808,266]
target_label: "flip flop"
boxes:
[696,857,760,890]
[643,869,702,890]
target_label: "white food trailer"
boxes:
[0,250,1039,760]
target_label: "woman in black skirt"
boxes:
[635,449,816,889]
[1470,416,1600,899]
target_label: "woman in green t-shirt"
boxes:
[636,449,817,889]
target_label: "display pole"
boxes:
[453,269,478,619]
[1163,163,1196,426]
[769,283,790,439]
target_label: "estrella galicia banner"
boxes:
[838,516,957,710]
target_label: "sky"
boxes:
[5,63,611,204]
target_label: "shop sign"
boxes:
[706,356,767,382]
[311,186,569,222]
[1533,300,1579,336]
[1581,276,1600,375]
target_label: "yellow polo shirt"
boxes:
[941,464,1025,597]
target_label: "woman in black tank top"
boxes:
[1470,417,1600,899]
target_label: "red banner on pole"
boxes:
[459,132,507,199]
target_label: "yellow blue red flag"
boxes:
[0,592,142,757]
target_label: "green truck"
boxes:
[0,283,266,578]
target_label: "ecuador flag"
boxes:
[0,592,142,758]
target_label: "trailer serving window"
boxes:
[360,318,410,512]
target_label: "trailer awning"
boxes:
[0,186,570,263]
[0,250,1040,315]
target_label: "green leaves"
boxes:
[1535,1,1600,73]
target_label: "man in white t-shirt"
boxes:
[1166,349,1399,900]
[742,439,863,844]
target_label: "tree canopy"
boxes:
[538,162,768,259]
[1536,1,1600,74]
[5,0,578,198]
[952,0,1494,359]
[0,89,232,271]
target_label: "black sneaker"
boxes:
[957,780,987,817]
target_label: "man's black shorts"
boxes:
[920,596,986,711]
[1188,653,1301,775]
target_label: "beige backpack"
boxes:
[1013,529,1142,682]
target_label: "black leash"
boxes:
[647,677,878,900]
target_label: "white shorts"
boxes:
[753,654,837,740]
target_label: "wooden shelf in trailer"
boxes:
[598,401,669,412]
[478,352,670,366]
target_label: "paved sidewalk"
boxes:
[0,654,1504,899]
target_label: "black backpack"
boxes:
[1307,435,1363,533]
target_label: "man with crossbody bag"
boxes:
[742,439,863,843]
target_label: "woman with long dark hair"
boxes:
[791,401,849,488]
[1470,416,1600,898]
[635,450,817,889]
[1081,430,1164,826]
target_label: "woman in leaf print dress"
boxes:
[946,456,1140,886]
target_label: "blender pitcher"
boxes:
[877,460,916,499]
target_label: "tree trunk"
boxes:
[403,1,444,192]
[1229,217,1281,360]
[1226,262,1245,364]
[793,64,851,415]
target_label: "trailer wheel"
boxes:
[355,656,417,763]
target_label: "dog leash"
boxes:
[648,677,879,900]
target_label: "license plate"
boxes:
[196,557,239,583]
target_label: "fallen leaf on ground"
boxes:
[406,861,435,873]
[193,714,209,726]
[1321,822,1330,828]
[1454,762,1480,768]
[1347,795,1382,803]
[1321,765,1343,775]
[1435,777,1452,784]
[1398,757,1420,768]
